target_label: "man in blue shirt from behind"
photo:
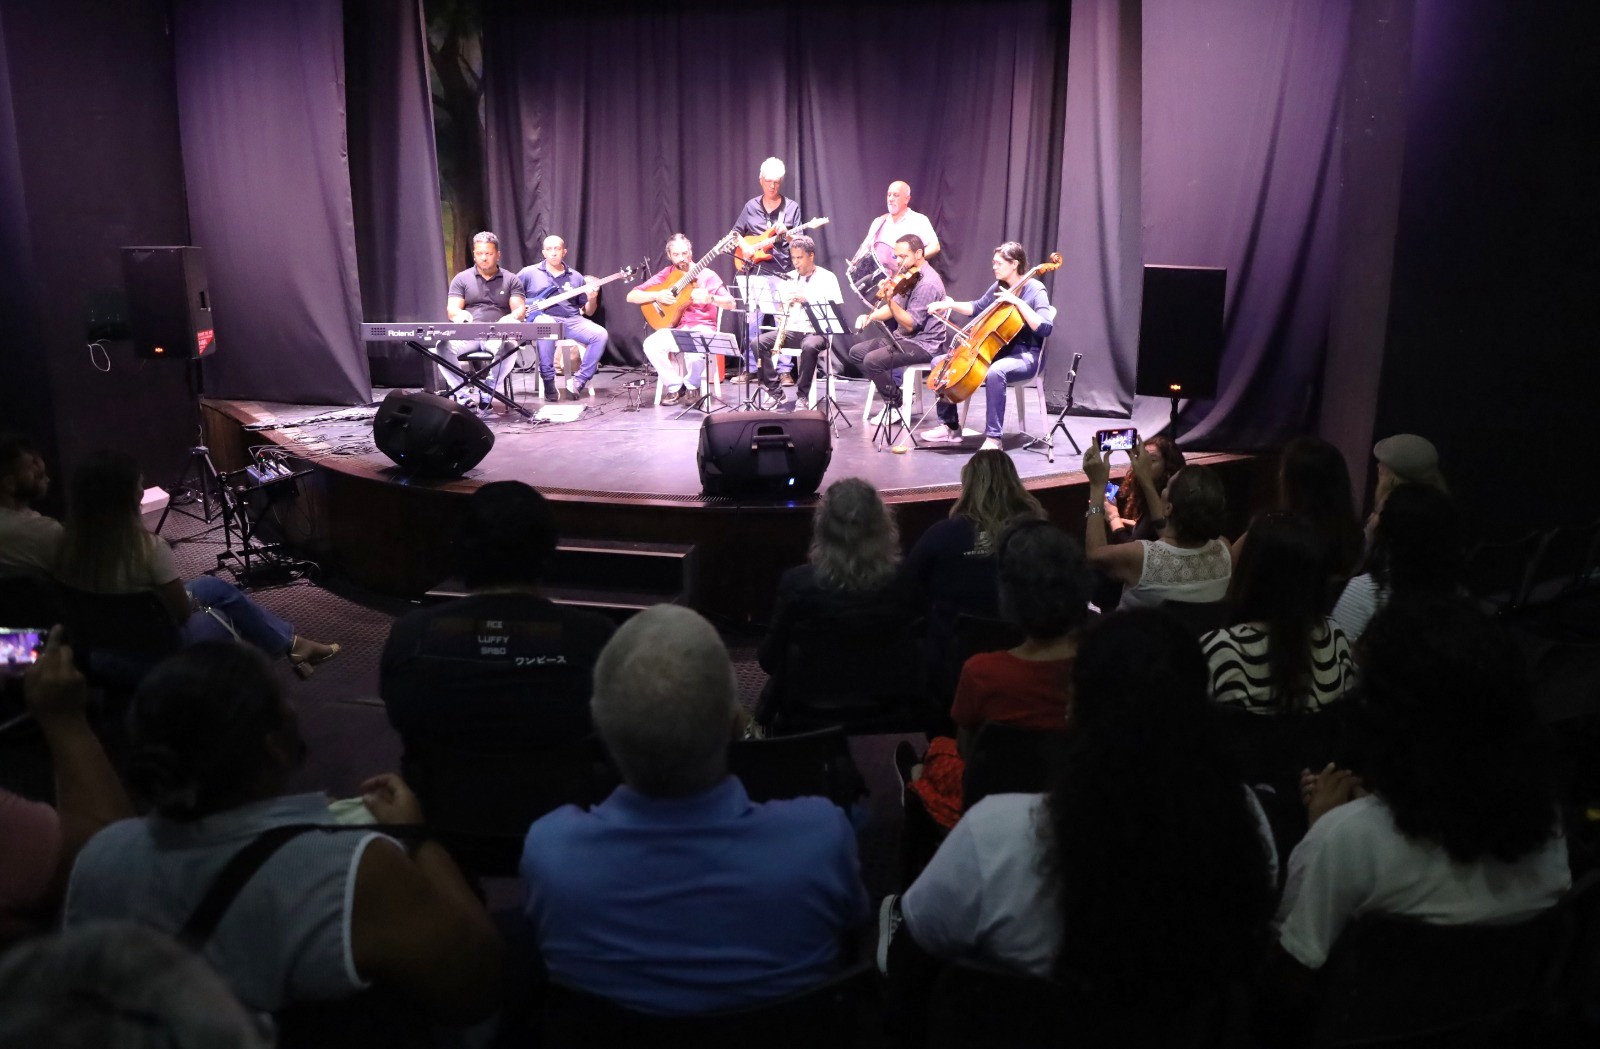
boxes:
[519,604,869,1016]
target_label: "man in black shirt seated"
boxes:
[379,482,615,755]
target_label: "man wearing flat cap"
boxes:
[1368,433,1447,539]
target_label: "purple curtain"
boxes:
[481,0,1067,366]
[171,0,369,405]
[345,0,448,388]
[1141,0,1349,447]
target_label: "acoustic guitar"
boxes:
[732,217,830,272]
[638,231,739,330]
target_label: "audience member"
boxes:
[1330,484,1463,645]
[1083,442,1232,609]
[0,921,272,1049]
[53,452,338,675]
[1365,432,1447,540]
[1202,514,1356,716]
[906,521,1091,829]
[757,477,916,723]
[1104,434,1184,543]
[1275,597,1568,974]
[63,643,503,1019]
[1,628,132,946]
[893,611,1275,1033]
[1233,436,1363,595]
[521,605,869,1015]
[380,481,614,753]
[0,433,62,576]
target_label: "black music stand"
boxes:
[800,301,852,433]
[1024,352,1085,463]
[668,328,739,418]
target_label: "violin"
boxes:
[877,263,922,301]
[927,251,1062,404]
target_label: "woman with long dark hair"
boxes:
[1329,483,1463,645]
[1202,514,1355,716]
[53,452,338,674]
[894,611,1276,1032]
[1276,596,1568,972]
[1230,437,1363,606]
[1104,434,1185,542]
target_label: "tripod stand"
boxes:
[1024,352,1085,463]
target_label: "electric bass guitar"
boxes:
[524,263,641,315]
[732,217,830,272]
[638,231,739,330]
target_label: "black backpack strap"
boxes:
[178,823,328,950]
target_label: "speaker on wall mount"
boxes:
[122,246,216,360]
[372,390,495,477]
[697,410,833,498]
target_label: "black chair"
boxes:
[0,572,62,626]
[1549,870,1600,1038]
[1163,597,1230,638]
[728,725,863,809]
[767,613,930,735]
[1466,529,1556,619]
[1301,906,1569,1048]
[400,736,616,880]
[541,962,875,1049]
[961,722,1069,811]
[56,584,182,691]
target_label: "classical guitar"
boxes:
[732,217,830,272]
[523,263,641,315]
[639,231,739,330]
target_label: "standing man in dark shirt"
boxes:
[517,235,610,402]
[733,157,801,391]
[379,481,615,755]
[444,232,526,412]
[849,234,947,413]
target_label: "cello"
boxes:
[927,252,1062,404]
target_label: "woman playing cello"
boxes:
[923,242,1057,451]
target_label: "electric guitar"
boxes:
[524,263,641,316]
[732,217,830,272]
[638,231,739,330]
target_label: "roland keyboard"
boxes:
[362,320,565,342]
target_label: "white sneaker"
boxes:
[979,436,1004,451]
[877,894,903,975]
[920,425,962,444]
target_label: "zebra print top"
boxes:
[1200,618,1356,715]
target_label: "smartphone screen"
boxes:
[1096,427,1138,453]
[1105,482,1120,502]
[0,628,46,670]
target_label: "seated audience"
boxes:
[1233,436,1363,597]
[905,449,1047,688]
[907,521,1091,829]
[1082,442,1232,609]
[1,628,132,946]
[1365,432,1447,541]
[1275,596,1569,973]
[0,922,271,1048]
[64,643,503,1019]
[1103,434,1184,543]
[0,433,63,576]
[757,477,916,722]
[1202,514,1355,716]
[893,611,1275,1031]
[1330,484,1463,645]
[380,481,614,753]
[521,605,869,1015]
[53,452,338,675]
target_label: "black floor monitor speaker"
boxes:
[698,410,833,497]
[122,246,215,360]
[373,390,495,477]
[1135,265,1226,400]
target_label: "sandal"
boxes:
[289,639,341,679]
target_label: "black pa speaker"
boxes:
[122,246,215,360]
[697,410,832,497]
[372,390,495,477]
[1135,265,1226,400]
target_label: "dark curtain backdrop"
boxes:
[171,0,369,405]
[1141,0,1348,447]
[481,0,1068,367]
[346,0,449,388]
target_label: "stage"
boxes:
[203,365,1262,623]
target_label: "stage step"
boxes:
[424,537,697,620]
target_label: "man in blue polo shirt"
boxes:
[519,604,869,1016]
[444,231,526,413]
[516,235,610,401]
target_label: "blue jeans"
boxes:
[534,314,609,391]
[936,348,1040,437]
[183,575,295,657]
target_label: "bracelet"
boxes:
[1085,504,1104,517]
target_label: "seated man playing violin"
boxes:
[848,234,946,416]
[922,242,1056,451]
